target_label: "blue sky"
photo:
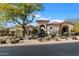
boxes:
[41,3,79,19]
[31,3,79,25]
[7,3,79,27]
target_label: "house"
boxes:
[0,19,74,38]
[36,19,74,37]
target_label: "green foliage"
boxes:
[31,28,38,35]
[14,24,21,28]
[0,39,6,44]
[71,21,79,32]
[10,39,20,44]
[0,3,43,24]
[50,34,56,39]
[0,3,43,37]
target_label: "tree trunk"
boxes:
[22,24,26,38]
[27,28,29,40]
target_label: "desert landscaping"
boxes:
[0,3,79,56]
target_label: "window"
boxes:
[50,27,52,29]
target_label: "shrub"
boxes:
[10,39,19,44]
[0,39,6,44]
[10,39,16,44]
[54,37,60,41]
[19,36,24,40]
[72,36,78,40]
[15,39,20,43]
[10,37,20,44]
[31,28,38,35]
[50,34,56,39]
[38,38,43,42]
[44,37,51,41]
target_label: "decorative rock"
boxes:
[38,38,42,42]
[54,37,61,41]
[44,37,51,41]
[72,36,78,40]
[76,36,79,40]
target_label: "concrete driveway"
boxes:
[0,41,79,56]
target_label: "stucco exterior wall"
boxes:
[47,25,60,35]
[36,20,74,36]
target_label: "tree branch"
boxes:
[25,14,35,25]
[13,19,22,25]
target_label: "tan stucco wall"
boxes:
[47,25,60,34]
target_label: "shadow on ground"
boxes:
[0,42,79,56]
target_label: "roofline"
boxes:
[61,21,74,25]
[36,20,49,22]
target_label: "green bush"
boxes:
[10,39,20,44]
[44,37,51,41]
[0,39,6,44]
[10,37,20,44]
[72,36,78,40]
[19,36,24,40]
[71,21,79,32]
[51,34,56,38]
[31,28,38,36]
[54,37,60,41]
[38,38,43,42]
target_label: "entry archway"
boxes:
[62,25,69,36]
[39,25,46,37]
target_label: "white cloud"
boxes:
[35,14,40,18]
[49,19,64,23]
[37,17,49,20]
[34,14,49,21]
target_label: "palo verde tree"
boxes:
[71,21,79,32]
[65,18,79,32]
[0,3,43,38]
